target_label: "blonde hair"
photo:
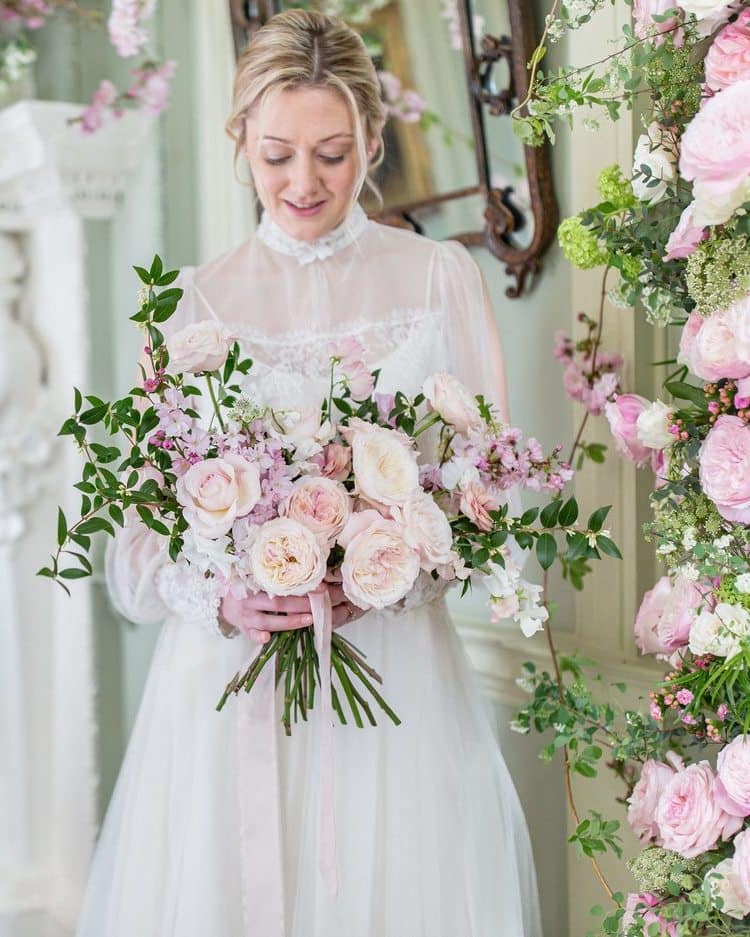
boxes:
[226,9,387,203]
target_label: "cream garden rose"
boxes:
[176,454,261,538]
[390,492,455,569]
[422,372,482,434]
[280,476,352,547]
[341,517,421,610]
[166,320,232,374]
[636,400,674,450]
[250,516,327,597]
[345,418,420,508]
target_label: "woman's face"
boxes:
[244,86,370,242]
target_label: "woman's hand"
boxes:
[220,575,366,644]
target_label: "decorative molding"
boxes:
[0,100,151,223]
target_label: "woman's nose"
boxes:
[288,156,320,200]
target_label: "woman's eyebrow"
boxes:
[261,133,355,144]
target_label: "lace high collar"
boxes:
[256,203,369,265]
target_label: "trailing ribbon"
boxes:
[237,585,337,936]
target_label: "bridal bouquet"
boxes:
[42,256,619,734]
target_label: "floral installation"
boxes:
[508,0,750,933]
[0,0,175,131]
[41,256,618,739]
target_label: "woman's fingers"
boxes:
[241,592,312,613]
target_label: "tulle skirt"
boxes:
[75,599,542,937]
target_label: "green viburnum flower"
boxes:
[686,234,750,315]
[620,254,642,280]
[628,846,702,897]
[716,577,750,613]
[557,215,608,269]
[597,165,637,211]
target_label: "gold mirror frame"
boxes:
[228,1,558,298]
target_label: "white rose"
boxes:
[735,573,750,594]
[636,399,674,450]
[250,517,327,597]
[167,321,231,374]
[440,456,480,492]
[176,454,261,538]
[341,518,421,609]
[680,0,737,23]
[346,419,420,508]
[689,606,744,658]
[280,476,352,547]
[390,492,454,569]
[422,372,483,434]
[275,409,334,462]
[632,122,678,205]
[692,177,750,227]
[705,859,750,920]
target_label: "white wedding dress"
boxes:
[75,205,542,937]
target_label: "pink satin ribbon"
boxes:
[237,587,338,936]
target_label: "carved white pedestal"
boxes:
[0,100,151,935]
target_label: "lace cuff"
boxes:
[155,560,238,639]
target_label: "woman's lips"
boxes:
[283,199,326,218]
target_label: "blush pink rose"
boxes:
[700,415,750,523]
[337,509,384,548]
[655,761,743,858]
[627,757,681,842]
[345,418,420,508]
[680,80,750,226]
[280,476,352,547]
[318,443,351,482]
[390,493,454,569]
[633,0,682,44]
[622,894,677,936]
[341,518,421,610]
[677,311,705,374]
[715,735,750,817]
[422,372,482,435]
[705,8,750,91]
[459,482,500,532]
[634,576,704,657]
[249,517,327,597]
[663,203,708,261]
[686,303,750,381]
[604,394,652,465]
[176,454,261,538]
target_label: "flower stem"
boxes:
[205,374,226,433]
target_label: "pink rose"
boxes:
[422,372,482,435]
[622,894,677,936]
[684,301,750,381]
[250,517,327,597]
[176,454,261,538]
[634,575,706,657]
[733,829,750,909]
[715,735,750,817]
[459,481,500,532]
[341,518,421,610]
[628,757,681,842]
[705,9,750,91]
[633,0,682,45]
[655,761,743,858]
[331,336,375,402]
[663,203,708,261]
[318,443,351,482]
[280,476,352,547]
[338,509,383,549]
[390,493,454,569]
[700,415,750,523]
[677,312,705,375]
[680,80,750,226]
[604,394,652,465]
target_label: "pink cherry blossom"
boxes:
[127,60,177,116]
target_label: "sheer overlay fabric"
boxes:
[76,205,542,937]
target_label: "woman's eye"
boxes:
[319,154,346,164]
[264,155,290,165]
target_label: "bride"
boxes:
[75,9,542,937]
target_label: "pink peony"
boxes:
[604,394,652,466]
[459,482,500,532]
[663,203,708,261]
[655,761,743,858]
[622,893,677,936]
[634,576,704,657]
[715,735,750,817]
[681,299,750,381]
[680,79,750,226]
[705,8,750,90]
[700,415,750,523]
[628,757,681,842]
[633,0,683,45]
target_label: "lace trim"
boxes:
[228,307,444,379]
[256,203,369,265]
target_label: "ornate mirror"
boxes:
[228,1,558,297]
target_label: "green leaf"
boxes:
[536,532,557,570]
[540,500,561,529]
[79,405,108,425]
[156,269,180,286]
[665,380,707,410]
[57,508,67,546]
[77,517,115,536]
[109,504,125,527]
[74,387,82,412]
[558,498,579,527]
[587,505,611,533]
[59,567,90,580]
[150,254,163,281]
[37,567,55,579]
[520,507,539,526]
[597,536,622,559]
[133,265,152,284]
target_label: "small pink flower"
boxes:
[459,481,499,532]
[80,79,118,135]
[676,689,694,705]
[127,60,177,116]
[622,893,677,936]
[718,703,730,721]
[108,0,148,58]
